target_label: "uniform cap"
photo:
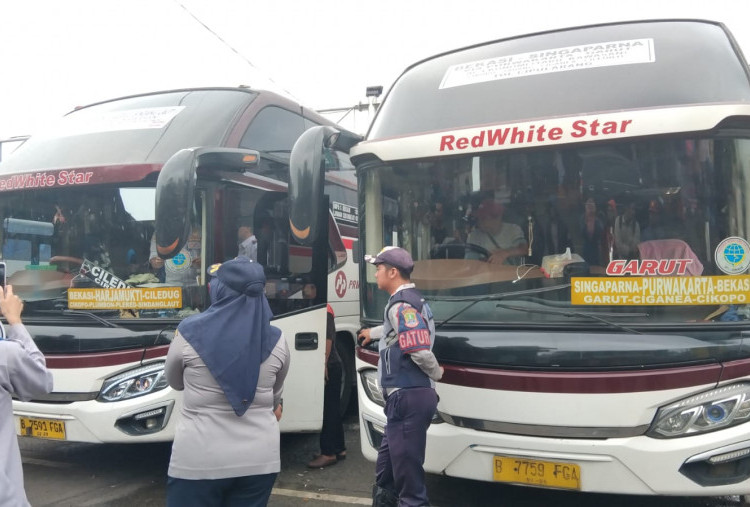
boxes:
[364,246,414,274]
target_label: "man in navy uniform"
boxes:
[358,247,443,507]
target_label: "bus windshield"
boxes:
[0,180,316,320]
[360,133,750,326]
[0,184,204,314]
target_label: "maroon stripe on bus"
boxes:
[46,346,169,369]
[719,357,750,382]
[356,347,734,394]
[143,345,170,361]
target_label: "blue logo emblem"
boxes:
[172,253,186,266]
[715,237,750,275]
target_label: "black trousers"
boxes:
[320,361,346,455]
[376,387,437,507]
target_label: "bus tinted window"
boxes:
[370,20,750,138]
[2,89,256,172]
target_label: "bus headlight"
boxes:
[360,368,385,407]
[98,362,169,402]
[648,383,750,438]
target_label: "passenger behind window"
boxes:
[465,199,528,265]
[236,218,258,262]
[539,201,572,258]
[255,216,275,268]
[613,202,641,260]
[427,202,449,246]
[79,202,112,270]
[642,199,685,242]
[580,198,606,266]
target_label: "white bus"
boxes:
[290,20,750,499]
[0,87,359,442]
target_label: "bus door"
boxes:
[214,183,327,431]
[155,147,327,432]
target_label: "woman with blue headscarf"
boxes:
[165,257,289,507]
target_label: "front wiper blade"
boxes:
[430,283,571,329]
[62,309,121,328]
[495,303,642,334]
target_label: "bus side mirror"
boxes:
[289,126,339,246]
[155,148,259,258]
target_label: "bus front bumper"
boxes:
[13,390,179,443]
[358,385,750,496]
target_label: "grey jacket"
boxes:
[0,324,54,507]
[165,332,290,479]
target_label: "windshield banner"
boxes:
[572,276,750,305]
[68,287,182,310]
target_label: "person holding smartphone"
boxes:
[0,282,54,506]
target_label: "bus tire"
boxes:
[335,332,355,417]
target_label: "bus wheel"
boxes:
[335,333,355,417]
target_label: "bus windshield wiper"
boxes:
[62,309,121,328]
[494,303,643,334]
[430,283,571,329]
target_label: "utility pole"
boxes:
[317,86,383,135]
[365,86,383,118]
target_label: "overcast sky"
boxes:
[1,0,749,139]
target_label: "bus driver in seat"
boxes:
[465,199,528,265]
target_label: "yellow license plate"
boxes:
[493,455,581,490]
[18,417,66,440]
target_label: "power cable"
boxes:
[173,1,299,100]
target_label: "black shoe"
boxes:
[372,484,398,507]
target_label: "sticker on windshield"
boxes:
[167,251,193,273]
[572,275,750,306]
[440,38,655,89]
[79,259,131,289]
[54,106,185,136]
[715,237,750,275]
[332,201,358,224]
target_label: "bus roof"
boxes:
[0,87,340,176]
[367,19,750,140]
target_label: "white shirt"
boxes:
[1,324,53,507]
[466,222,526,264]
[238,235,258,262]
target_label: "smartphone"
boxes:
[0,261,5,290]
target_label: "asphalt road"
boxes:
[18,400,750,507]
